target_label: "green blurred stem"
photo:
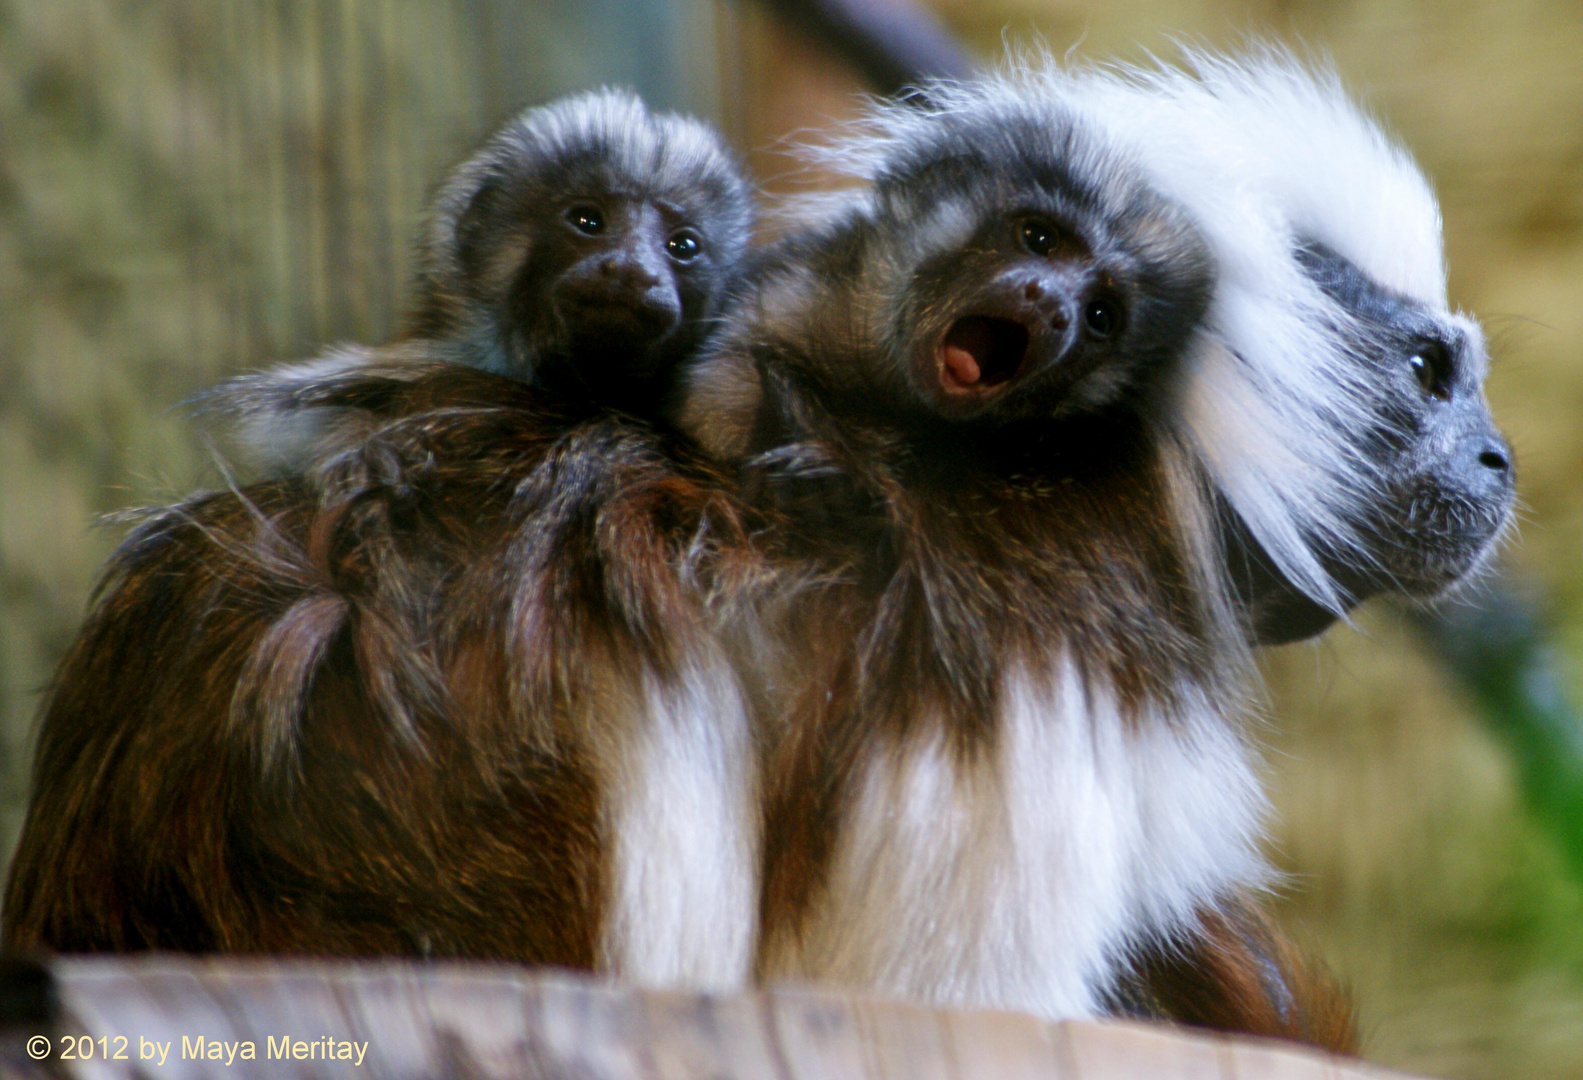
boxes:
[1413,589,1583,881]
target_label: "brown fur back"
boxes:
[1,366,762,965]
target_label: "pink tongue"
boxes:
[942,344,982,386]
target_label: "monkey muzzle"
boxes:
[557,275,684,355]
[925,262,1094,417]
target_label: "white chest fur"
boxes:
[598,647,760,990]
[763,656,1270,1019]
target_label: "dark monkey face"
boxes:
[854,108,1214,428]
[678,100,1216,477]
[489,183,721,397]
[416,89,753,408]
[903,213,1140,421]
[452,158,741,404]
[547,197,702,355]
[1233,242,1516,643]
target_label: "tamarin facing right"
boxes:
[678,52,1510,1050]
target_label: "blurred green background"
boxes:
[3,2,1583,1077]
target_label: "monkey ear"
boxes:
[450,176,533,302]
[452,176,503,282]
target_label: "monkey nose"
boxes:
[1477,442,1511,475]
[1012,275,1074,333]
[598,256,663,289]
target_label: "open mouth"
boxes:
[937,316,1029,394]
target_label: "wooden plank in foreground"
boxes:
[0,957,1422,1080]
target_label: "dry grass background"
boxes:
[2,2,1582,1078]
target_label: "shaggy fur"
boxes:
[679,52,1511,1051]
[4,89,764,985]
[1,365,780,988]
[2,54,1512,1060]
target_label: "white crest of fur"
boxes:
[1155,49,1445,304]
[1067,65,1378,607]
[1055,47,1451,610]
[777,49,1454,614]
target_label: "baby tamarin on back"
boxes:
[407,88,753,407]
[230,87,754,461]
[2,91,770,988]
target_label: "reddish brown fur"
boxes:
[2,368,1356,1055]
[719,369,1357,1053]
[750,409,1219,938]
[741,404,1358,1056]
[1114,894,1359,1053]
[1,366,763,962]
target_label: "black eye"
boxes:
[566,205,604,235]
[1409,340,1453,400]
[1084,298,1118,338]
[666,229,702,262]
[1020,219,1060,258]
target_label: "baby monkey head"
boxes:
[414,89,753,406]
[856,100,1214,426]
